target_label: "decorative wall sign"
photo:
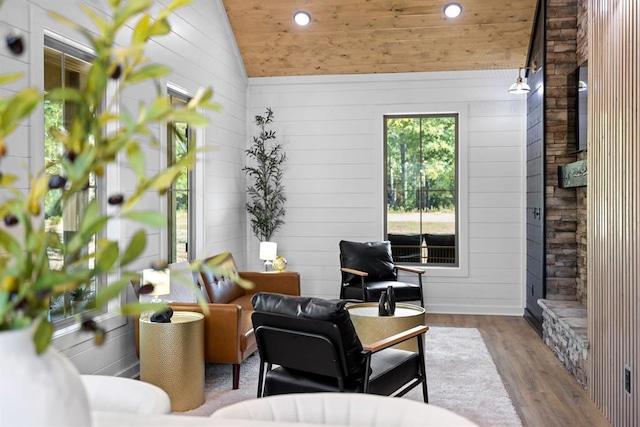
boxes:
[558,159,587,188]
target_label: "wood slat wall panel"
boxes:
[588,0,639,425]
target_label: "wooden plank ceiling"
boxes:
[221,0,538,77]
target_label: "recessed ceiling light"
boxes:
[293,11,311,26]
[443,3,463,18]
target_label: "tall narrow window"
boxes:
[167,90,194,263]
[44,37,99,322]
[385,115,458,266]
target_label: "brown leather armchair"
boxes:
[135,254,300,390]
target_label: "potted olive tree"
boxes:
[0,1,224,425]
[243,108,286,268]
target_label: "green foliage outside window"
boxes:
[173,122,189,211]
[386,116,456,212]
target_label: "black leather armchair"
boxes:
[251,293,428,402]
[339,240,425,307]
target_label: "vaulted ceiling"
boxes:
[221,0,538,78]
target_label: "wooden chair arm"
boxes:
[363,325,429,353]
[395,265,425,275]
[341,267,369,277]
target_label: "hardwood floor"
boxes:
[425,314,610,427]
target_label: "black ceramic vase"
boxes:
[378,291,390,316]
[386,285,396,315]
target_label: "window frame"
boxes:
[43,34,106,327]
[378,105,469,278]
[384,113,460,267]
[32,24,128,343]
[166,85,195,263]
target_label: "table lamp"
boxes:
[142,268,171,302]
[259,241,278,272]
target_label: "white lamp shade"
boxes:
[142,268,171,296]
[259,242,278,261]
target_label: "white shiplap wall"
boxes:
[1,0,248,376]
[248,70,526,315]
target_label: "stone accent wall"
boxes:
[539,299,589,388]
[544,0,579,300]
[538,0,590,391]
[577,0,588,65]
[575,0,588,305]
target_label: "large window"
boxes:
[167,90,194,263]
[385,114,458,266]
[44,37,99,322]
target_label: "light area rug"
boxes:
[181,327,522,427]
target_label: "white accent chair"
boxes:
[211,393,478,426]
[81,375,171,415]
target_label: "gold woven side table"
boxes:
[139,311,204,412]
[347,302,425,352]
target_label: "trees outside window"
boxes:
[167,90,193,263]
[385,114,458,266]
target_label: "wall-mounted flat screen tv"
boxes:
[576,63,588,152]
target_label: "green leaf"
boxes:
[3,88,41,128]
[79,4,108,34]
[128,64,171,84]
[32,269,91,292]
[122,211,167,228]
[0,72,24,85]
[167,0,194,11]
[148,18,171,37]
[141,96,171,122]
[132,14,151,45]
[169,110,210,127]
[93,276,132,309]
[0,229,23,261]
[80,199,100,232]
[0,173,18,187]
[48,11,83,30]
[34,320,53,355]
[45,87,84,103]
[127,143,145,177]
[66,200,110,255]
[148,167,181,192]
[187,87,213,108]
[120,302,168,316]
[120,230,147,267]
[95,240,119,273]
[113,0,153,31]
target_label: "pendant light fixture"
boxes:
[508,63,538,94]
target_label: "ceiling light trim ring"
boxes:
[444,3,463,18]
[293,11,311,26]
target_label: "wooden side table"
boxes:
[139,311,204,412]
[346,302,426,352]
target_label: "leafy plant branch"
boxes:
[0,0,219,353]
